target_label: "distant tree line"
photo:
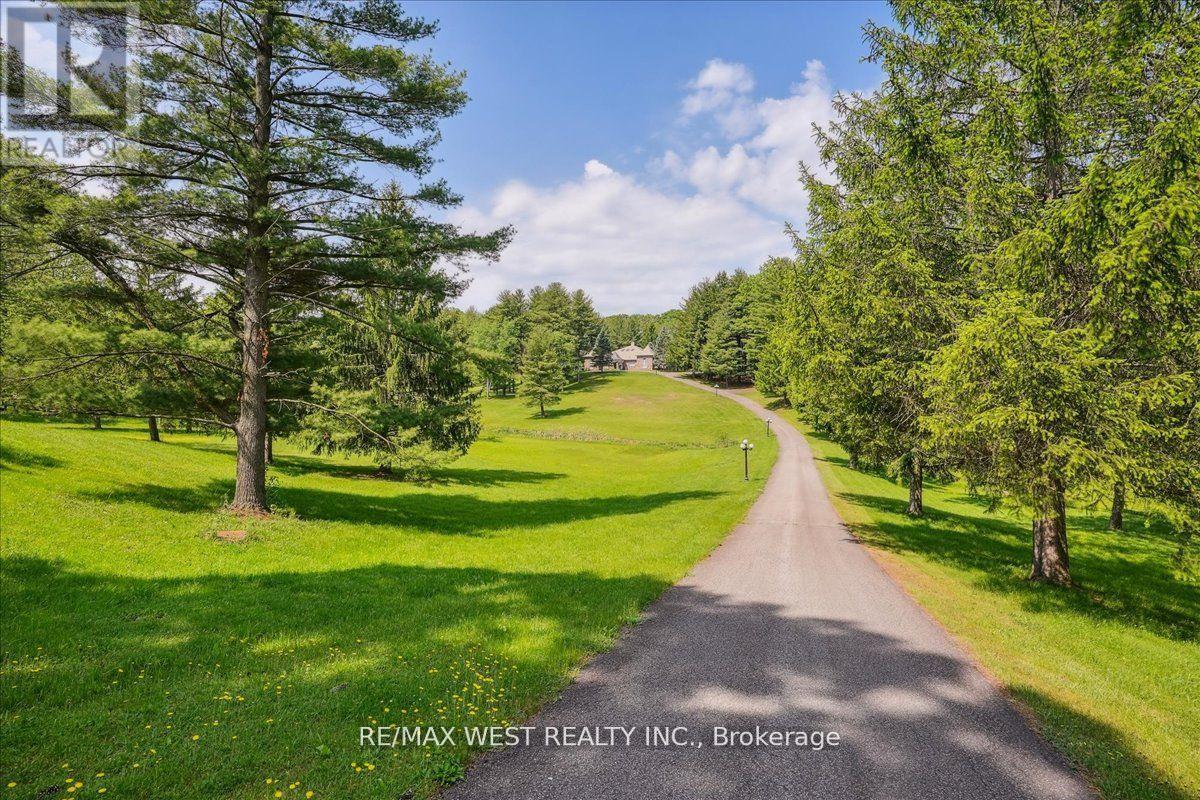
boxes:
[666,263,790,386]
[671,0,1199,586]
[601,312,679,355]
[454,282,602,415]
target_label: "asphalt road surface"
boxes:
[446,376,1094,800]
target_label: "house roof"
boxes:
[584,342,656,359]
[612,342,655,360]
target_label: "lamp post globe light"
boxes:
[741,438,754,481]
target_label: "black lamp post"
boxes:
[766,419,772,436]
[741,438,754,481]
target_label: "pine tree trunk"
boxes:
[906,451,923,517]
[848,447,860,471]
[1109,481,1125,531]
[231,8,273,514]
[1030,480,1071,585]
[539,398,545,417]
[92,414,102,429]
[265,431,273,465]
[233,264,269,512]
[148,415,160,442]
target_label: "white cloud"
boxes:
[681,58,755,116]
[582,159,614,179]
[453,58,843,314]
[453,162,787,314]
[665,59,835,217]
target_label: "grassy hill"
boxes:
[0,372,776,799]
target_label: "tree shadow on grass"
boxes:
[157,442,567,487]
[0,554,673,797]
[424,467,568,487]
[2,555,670,672]
[75,479,720,536]
[5,557,1190,800]
[536,406,584,419]
[272,455,567,488]
[1009,688,1193,800]
[565,372,616,394]
[800,427,957,489]
[837,490,1199,642]
[0,442,63,471]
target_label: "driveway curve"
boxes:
[446,375,1094,800]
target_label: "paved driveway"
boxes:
[446,377,1094,800]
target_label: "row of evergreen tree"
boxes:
[670,0,1199,586]
[601,313,679,355]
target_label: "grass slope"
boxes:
[0,373,776,800]
[735,388,1199,800]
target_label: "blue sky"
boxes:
[410,1,889,314]
[407,1,887,203]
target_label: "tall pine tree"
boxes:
[3,0,507,511]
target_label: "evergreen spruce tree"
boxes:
[591,329,614,372]
[568,289,602,358]
[885,0,1198,580]
[519,327,573,417]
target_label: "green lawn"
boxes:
[735,388,1199,800]
[0,372,776,800]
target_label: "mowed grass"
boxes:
[482,372,743,446]
[0,372,776,800]
[735,388,1199,800]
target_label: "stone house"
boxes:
[583,342,656,371]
